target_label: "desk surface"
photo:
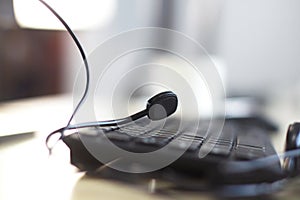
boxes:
[1,94,300,200]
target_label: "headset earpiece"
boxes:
[146,91,178,120]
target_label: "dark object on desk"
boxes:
[62,117,286,197]
[284,122,300,177]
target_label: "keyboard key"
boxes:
[155,130,177,138]
[200,142,233,157]
[168,134,203,151]
[135,136,168,146]
[235,130,266,159]
[235,145,265,160]
[169,140,191,150]
[199,125,235,157]
[187,142,202,151]
[236,129,265,147]
[106,131,132,142]
[181,133,205,142]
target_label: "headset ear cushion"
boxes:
[284,123,300,176]
[146,91,178,120]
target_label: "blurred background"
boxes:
[0,0,300,102]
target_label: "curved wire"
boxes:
[45,109,148,151]
[39,0,90,153]
[45,127,65,154]
[222,148,300,174]
[39,0,90,129]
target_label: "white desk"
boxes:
[0,94,300,200]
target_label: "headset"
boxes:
[39,0,300,196]
[40,0,178,152]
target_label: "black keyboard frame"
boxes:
[62,117,285,187]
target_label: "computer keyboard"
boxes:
[62,117,284,186]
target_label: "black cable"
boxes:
[60,109,148,129]
[223,148,300,174]
[38,1,176,154]
[38,0,90,129]
[38,0,90,152]
[45,108,148,151]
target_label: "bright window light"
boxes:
[13,0,116,30]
